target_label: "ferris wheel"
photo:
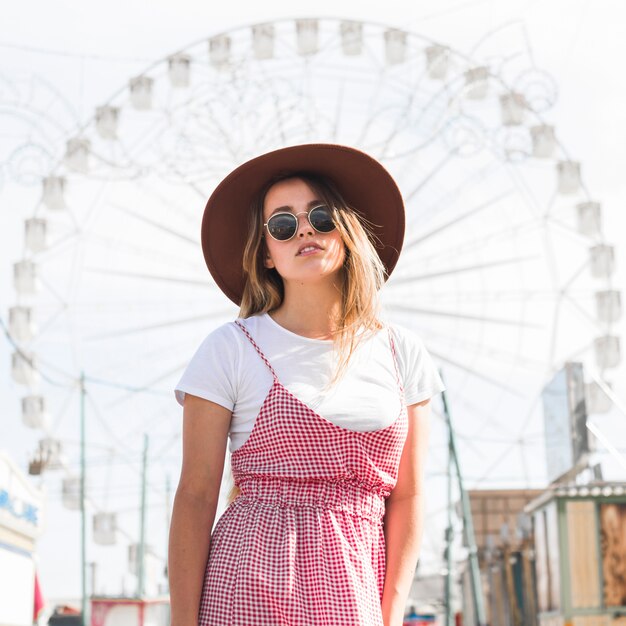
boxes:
[7,17,621,584]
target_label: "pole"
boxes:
[444,435,454,626]
[440,374,487,626]
[138,434,149,598]
[90,562,97,599]
[80,371,89,626]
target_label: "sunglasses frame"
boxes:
[263,204,337,242]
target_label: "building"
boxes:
[0,451,45,626]
[526,482,626,625]
[463,488,544,626]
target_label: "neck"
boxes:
[269,277,343,340]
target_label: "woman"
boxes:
[168,144,445,626]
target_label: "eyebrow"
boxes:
[269,199,323,217]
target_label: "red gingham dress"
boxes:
[198,320,409,625]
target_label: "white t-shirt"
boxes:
[174,313,446,453]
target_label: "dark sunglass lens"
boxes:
[268,214,297,240]
[309,206,335,233]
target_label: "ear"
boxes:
[263,251,275,269]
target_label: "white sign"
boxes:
[0,546,35,626]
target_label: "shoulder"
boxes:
[174,320,247,409]
[196,319,244,352]
[196,313,279,357]
[192,317,279,366]
[385,321,446,403]
[384,322,436,379]
[386,322,427,357]
[197,313,271,342]
[179,321,246,376]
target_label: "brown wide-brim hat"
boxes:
[202,143,405,305]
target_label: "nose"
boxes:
[294,211,313,237]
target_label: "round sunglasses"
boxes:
[264,204,336,241]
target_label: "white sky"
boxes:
[2,0,626,604]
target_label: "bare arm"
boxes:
[381,398,432,626]
[168,394,232,626]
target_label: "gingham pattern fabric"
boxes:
[198,320,408,625]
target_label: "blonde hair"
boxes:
[227,172,387,504]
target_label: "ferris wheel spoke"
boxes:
[556,331,602,363]
[376,76,424,160]
[103,361,192,409]
[83,391,136,455]
[132,177,204,219]
[86,335,204,388]
[561,290,602,329]
[455,430,538,466]
[86,310,231,341]
[457,404,540,443]
[267,77,289,146]
[303,60,319,140]
[385,318,545,369]
[502,159,548,219]
[377,59,452,159]
[394,287,576,303]
[389,254,540,286]
[402,189,514,253]
[123,407,181,444]
[467,437,537,490]
[453,385,545,443]
[152,432,181,459]
[25,229,81,263]
[119,112,180,162]
[245,78,296,146]
[559,258,593,295]
[48,384,80,436]
[329,78,346,143]
[404,153,456,204]
[541,187,562,220]
[78,234,202,271]
[84,405,176,506]
[423,349,524,397]
[36,272,73,308]
[8,334,78,389]
[547,271,565,366]
[352,61,388,146]
[543,212,598,245]
[455,430,545,445]
[406,81,455,138]
[388,302,541,328]
[83,267,212,287]
[405,214,544,268]
[405,156,508,226]
[199,101,242,162]
[108,203,199,245]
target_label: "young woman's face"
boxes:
[262,177,346,286]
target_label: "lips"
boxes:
[296,243,323,256]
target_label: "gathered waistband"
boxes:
[234,475,388,521]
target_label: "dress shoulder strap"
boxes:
[234,320,278,380]
[387,326,405,395]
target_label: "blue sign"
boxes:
[0,489,39,526]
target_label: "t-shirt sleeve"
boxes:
[174,323,239,411]
[392,325,446,405]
